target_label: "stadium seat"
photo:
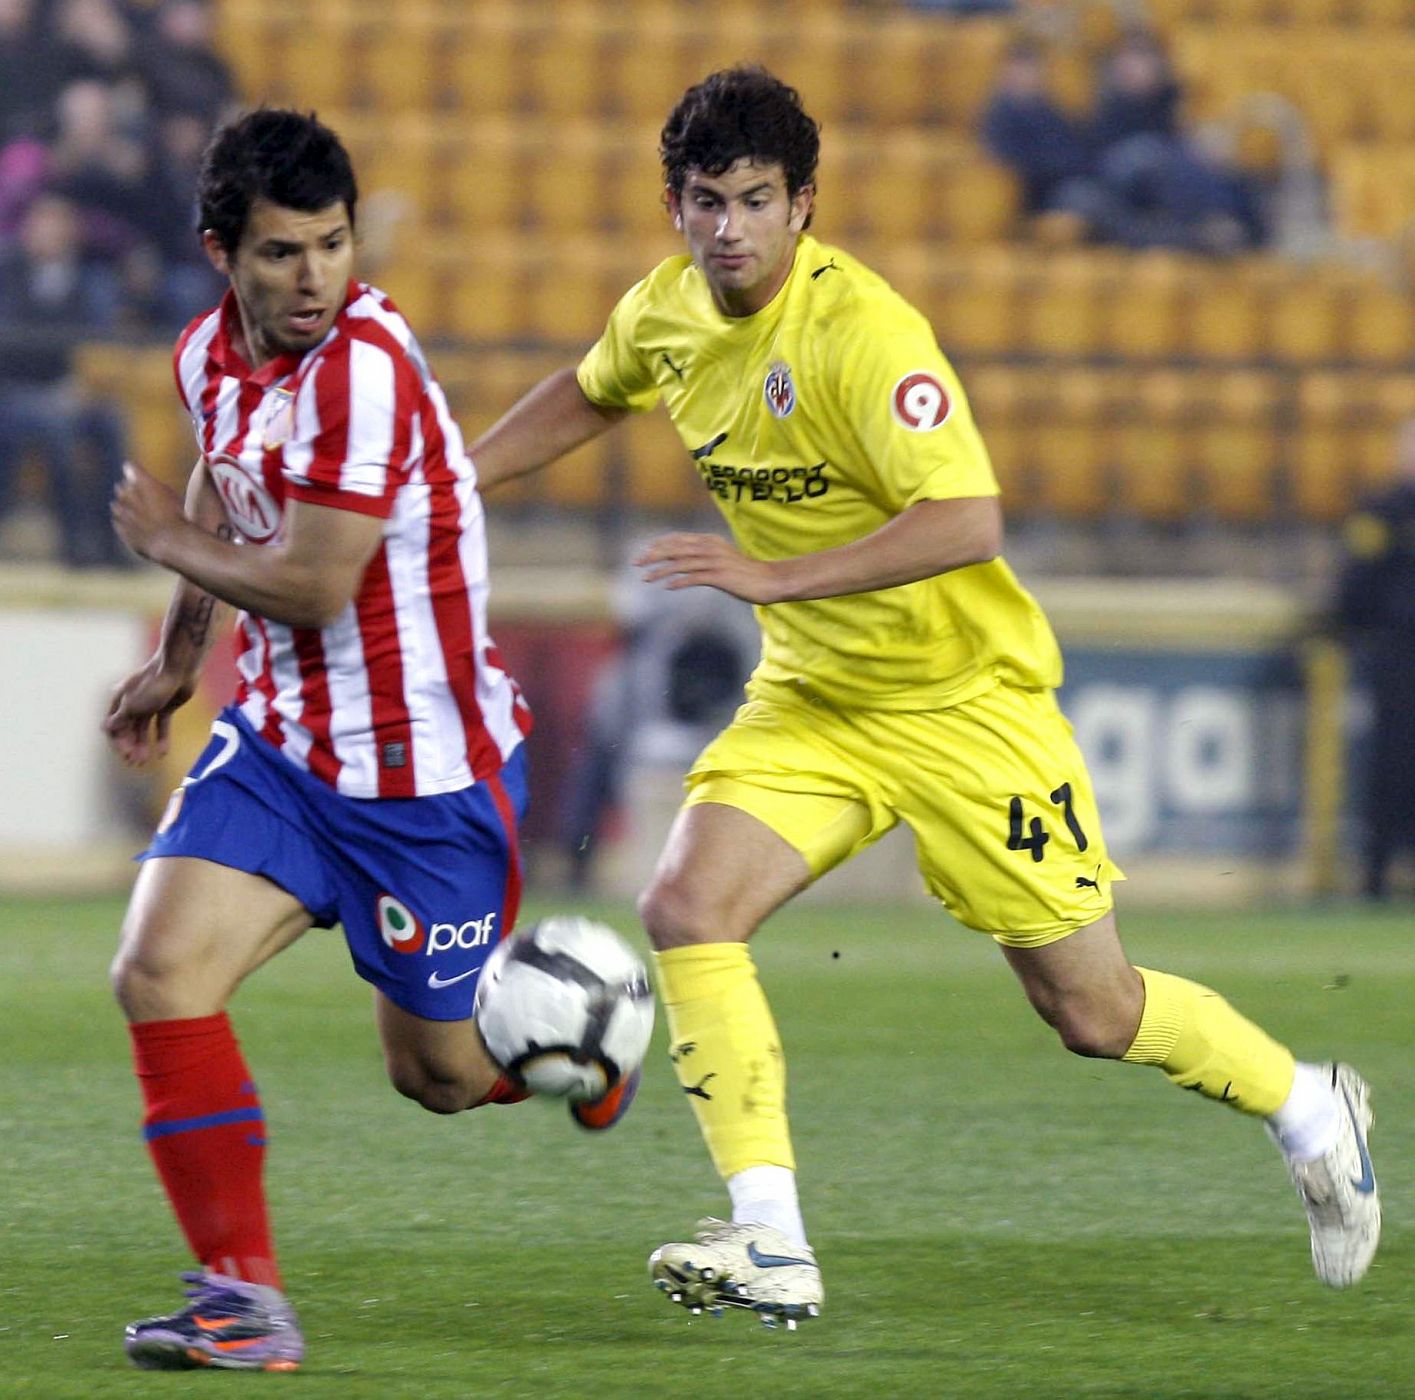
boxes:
[1194,370,1283,522]
[1033,368,1115,520]
[1187,266,1268,362]
[354,8,442,112]
[1114,372,1199,522]
[1265,271,1346,364]
[928,250,1030,358]
[620,409,705,514]
[442,7,526,117]
[1103,254,1188,361]
[1019,255,1111,358]
[935,157,1020,245]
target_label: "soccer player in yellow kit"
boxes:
[470,66,1379,1324]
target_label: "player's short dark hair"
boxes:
[661,66,820,207]
[198,108,358,255]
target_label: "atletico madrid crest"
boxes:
[764,361,796,418]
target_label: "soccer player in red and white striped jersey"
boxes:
[102,109,634,1374]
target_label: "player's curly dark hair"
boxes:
[661,66,820,221]
[198,108,358,255]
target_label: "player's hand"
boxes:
[111,461,186,563]
[634,532,785,604]
[103,659,195,766]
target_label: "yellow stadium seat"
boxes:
[1114,372,1199,522]
[1187,267,1267,361]
[1034,369,1114,520]
[1346,279,1415,364]
[1103,254,1188,360]
[354,9,441,112]
[620,410,704,514]
[442,9,527,118]
[1194,371,1282,522]
[936,158,1020,245]
[1266,272,1346,363]
[1019,255,1112,358]
[929,250,1030,358]
[1290,430,1356,521]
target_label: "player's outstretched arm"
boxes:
[112,460,383,629]
[105,461,233,766]
[468,367,626,492]
[636,495,1003,605]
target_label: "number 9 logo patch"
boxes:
[890,371,951,432]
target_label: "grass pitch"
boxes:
[1,893,1409,1398]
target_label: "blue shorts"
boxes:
[143,707,529,1021]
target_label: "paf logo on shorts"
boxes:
[377,894,425,954]
[209,454,281,543]
[890,371,951,432]
[763,361,796,419]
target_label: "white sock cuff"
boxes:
[1268,1061,1341,1162]
[727,1165,808,1249]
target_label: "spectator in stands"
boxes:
[49,0,138,90]
[136,104,225,326]
[1088,29,1266,254]
[1333,419,1415,900]
[0,0,59,144]
[0,192,130,567]
[133,0,234,124]
[46,76,152,260]
[979,39,1096,227]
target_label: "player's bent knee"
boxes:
[385,1056,490,1114]
[637,880,717,950]
[1046,1003,1138,1060]
[110,943,210,1022]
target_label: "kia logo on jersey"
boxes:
[209,454,281,542]
[764,361,796,418]
[890,371,951,432]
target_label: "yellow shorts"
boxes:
[685,680,1123,947]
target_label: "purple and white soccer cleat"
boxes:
[124,1271,304,1371]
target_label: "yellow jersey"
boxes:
[576,233,1062,710]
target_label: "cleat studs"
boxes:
[785,1318,798,1332]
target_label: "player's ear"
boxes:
[202,229,232,277]
[788,184,814,234]
[666,187,682,231]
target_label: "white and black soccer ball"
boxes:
[474,915,655,1102]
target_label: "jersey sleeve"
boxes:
[575,279,661,413]
[834,299,998,511]
[281,339,413,519]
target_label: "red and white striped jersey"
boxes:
[172,281,532,799]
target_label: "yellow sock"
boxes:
[653,943,795,1179]
[1123,966,1295,1117]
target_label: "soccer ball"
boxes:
[473,915,655,1102]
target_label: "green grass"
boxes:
[1,894,1409,1398]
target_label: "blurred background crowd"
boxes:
[1,0,1412,897]
[0,0,230,565]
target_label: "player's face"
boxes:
[204,198,354,365]
[669,160,813,317]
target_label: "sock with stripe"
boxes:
[130,1013,281,1289]
[654,943,806,1242]
[1121,966,1296,1117]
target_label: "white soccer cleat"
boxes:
[649,1218,824,1328]
[1278,1063,1381,1288]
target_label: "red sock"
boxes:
[130,1013,281,1290]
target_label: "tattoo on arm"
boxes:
[176,523,235,652]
